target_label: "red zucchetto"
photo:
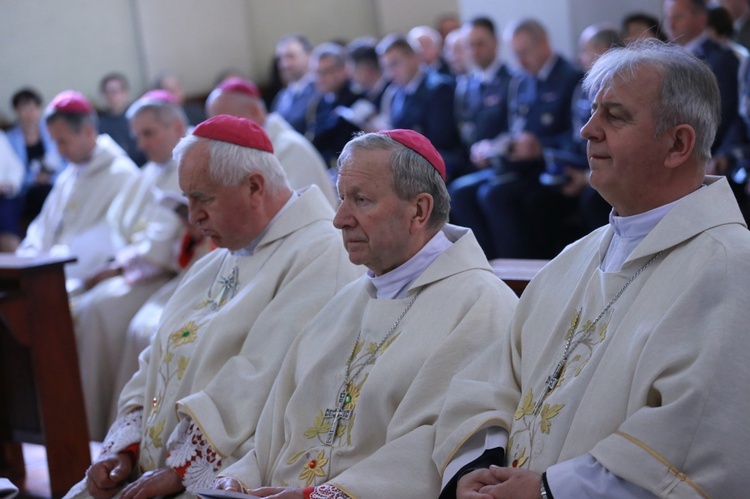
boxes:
[139,89,179,104]
[48,90,93,114]
[378,129,446,181]
[217,77,261,99]
[193,115,274,153]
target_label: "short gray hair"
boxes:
[338,132,450,229]
[506,18,548,43]
[582,39,720,162]
[173,134,289,193]
[45,108,98,133]
[311,42,348,67]
[125,97,187,126]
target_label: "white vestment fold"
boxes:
[434,176,750,498]
[220,225,518,497]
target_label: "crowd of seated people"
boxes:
[2,5,750,499]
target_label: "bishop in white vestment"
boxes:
[70,91,189,440]
[17,91,138,281]
[435,41,750,498]
[215,130,518,498]
[66,116,361,499]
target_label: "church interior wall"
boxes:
[1,0,662,125]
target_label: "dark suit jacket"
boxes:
[390,71,465,178]
[507,55,583,151]
[306,80,363,167]
[735,17,750,52]
[454,64,512,149]
[271,79,316,135]
[693,37,740,152]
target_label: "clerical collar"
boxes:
[475,59,503,84]
[602,188,704,272]
[234,190,299,257]
[367,229,453,299]
[404,70,426,95]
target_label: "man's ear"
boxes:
[664,124,696,169]
[410,193,434,234]
[245,172,265,201]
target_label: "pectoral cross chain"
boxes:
[323,390,352,444]
[533,359,565,415]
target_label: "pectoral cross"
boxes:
[208,265,238,311]
[533,359,565,415]
[323,390,352,444]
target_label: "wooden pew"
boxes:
[0,255,90,498]
[491,258,548,296]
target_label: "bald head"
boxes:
[206,88,266,125]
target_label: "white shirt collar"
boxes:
[474,59,503,84]
[367,229,453,299]
[287,75,312,96]
[536,54,558,82]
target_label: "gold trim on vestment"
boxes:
[614,430,709,498]
[179,403,229,459]
[330,482,358,499]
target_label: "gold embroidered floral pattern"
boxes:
[298,450,329,486]
[508,308,611,468]
[287,332,400,486]
[169,321,199,347]
[148,419,165,448]
[141,321,203,465]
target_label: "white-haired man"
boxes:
[64,115,361,499]
[206,77,338,206]
[18,90,139,280]
[72,90,189,440]
[213,129,518,498]
[435,40,750,498]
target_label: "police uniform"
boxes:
[476,54,582,258]
[390,70,466,181]
[272,78,316,135]
[305,79,364,168]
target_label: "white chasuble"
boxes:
[18,134,139,279]
[110,186,360,474]
[434,176,750,498]
[106,158,184,270]
[220,225,519,497]
[72,159,185,440]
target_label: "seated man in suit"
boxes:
[408,25,452,77]
[450,18,582,259]
[450,16,513,253]
[304,42,367,169]
[377,33,466,181]
[664,0,746,216]
[271,35,316,135]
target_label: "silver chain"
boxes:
[566,251,662,354]
[533,251,662,415]
[344,288,423,386]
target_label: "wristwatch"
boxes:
[540,471,551,499]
